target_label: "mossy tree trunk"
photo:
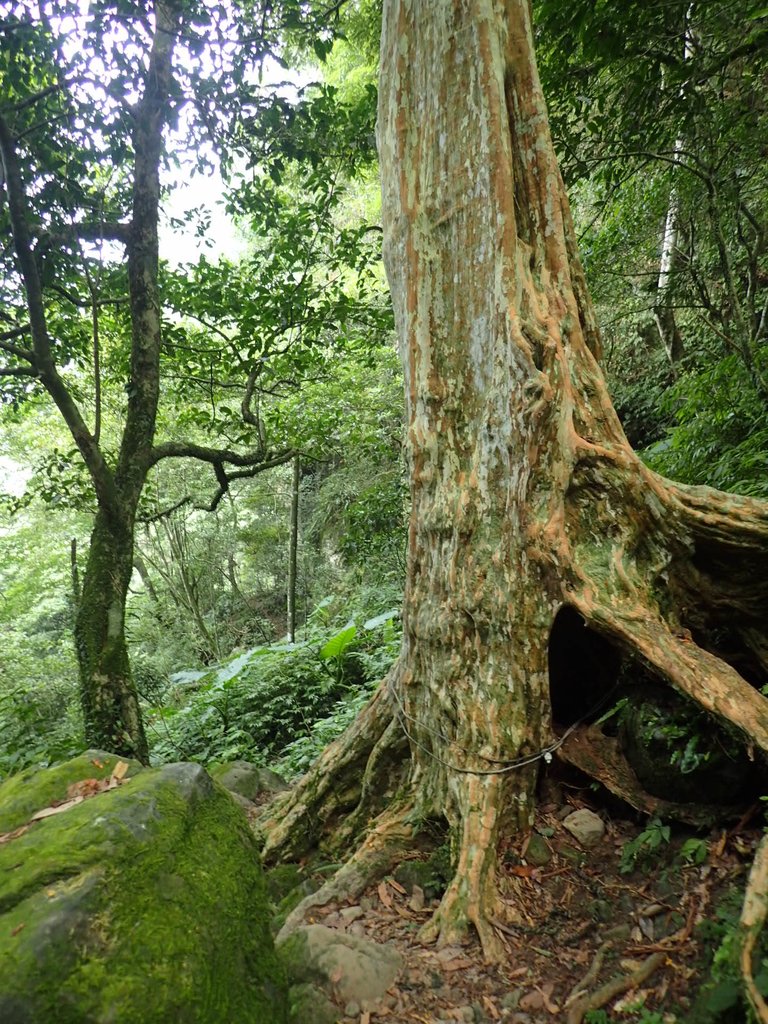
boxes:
[262,0,768,961]
[75,508,148,763]
[0,2,179,762]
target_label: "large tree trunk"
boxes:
[261,0,768,961]
[75,507,149,763]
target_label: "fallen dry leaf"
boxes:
[378,881,393,909]
[111,760,130,781]
[0,824,30,845]
[509,864,539,879]
[520,990,544,1012]
[440,956,474,972]
[91,759,105,769]
[535,982,560,1015]
[409,884,425,912]
[67,777,109,799]
[393,904,416,920]
[483,995,501,1019]
[29,796,84,821]
[360,1013,370,1024]
[11,923,25,937]
[388,877,407,895]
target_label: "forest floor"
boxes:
[286,781,762,1024]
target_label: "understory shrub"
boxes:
[147,600,401,768]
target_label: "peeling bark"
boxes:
[263,0,768,962]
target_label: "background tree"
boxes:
[0,0,379,759]
[534,0,768,493]
[262,0,768,962]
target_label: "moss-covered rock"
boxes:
[0,753,288,1023]
[209,761,290,803]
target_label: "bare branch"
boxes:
[8,83,61,113]
[146,444,296,514]
[47,283,128,309]
[149,440,293,468]
[0,323,30,343]
[0,326,34,362]
[34,221,131,250]
[0,365,38,377]
[197,452,296,512]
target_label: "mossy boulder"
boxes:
[0,752,288,1023]
[209,761,290,803]
[619,687,756,805]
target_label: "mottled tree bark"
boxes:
[262,0,768,960]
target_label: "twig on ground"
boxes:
[565,952,666,1024]
[565,940,611,1007]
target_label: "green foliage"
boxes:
[619,818,671,874]
[643,355,768,497]
[277,685,373,779]
[677,838,708,867]
[536,0,768,495]
[689,887,768,1022]
[0,505,84,779]
[0,685,83,781]
[147,599,401,768]
[585,1012,670,1024]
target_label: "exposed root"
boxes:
[418,774,511,963]
[558,724,743,826]
[572,597,768,755]
[565,952,666,1024]
[330,716,409,853]
[275,801,415,943]
[740,833,768,1024]
[261,681,395,864]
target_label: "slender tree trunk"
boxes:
[75,506,148,763]
[654,189,685,364]
[653,5,692,366]
[261,0,768,962]
[287,456,300,642]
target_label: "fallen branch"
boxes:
[565,952,666,1024]
[565,940,611,1007]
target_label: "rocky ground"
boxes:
[272,783,761,1024]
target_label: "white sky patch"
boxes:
[0,456,30,498]
[159,55,310,267]
[160,163,246,267]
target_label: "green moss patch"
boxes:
[0,757,288,1023]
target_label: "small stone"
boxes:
[359,896,373,912]
[340,905,363,924]
[562,808,605,847]
[345,1001,360,1017]
[409,884,425,912]
[348,922,366,938]
[524,833,552,867]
